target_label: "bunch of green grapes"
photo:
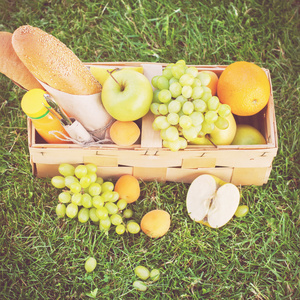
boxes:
[51,163,140,235]
[150,60,231,151]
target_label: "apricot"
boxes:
[140,209,171,238]
[114,174,140,203]
[109,120,140,146]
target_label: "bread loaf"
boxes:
[0,31,44,90]
[12,25,102,95]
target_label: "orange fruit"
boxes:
[140,209,171,238]
[217,61,270,116]
[110,120,140,146]
[199,70,219,96]
[114,174,140,203]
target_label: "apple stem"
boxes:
[206,135,218,148]
[107,68,123,88]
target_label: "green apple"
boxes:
[231,124,266,145]
[189,112,237,145]
[101,69,153,121]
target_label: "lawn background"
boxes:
[0,0,299,299]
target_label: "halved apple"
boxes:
[186,174,240,228]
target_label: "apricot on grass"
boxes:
[114,174,140,203]
[140,209,171,238]
[109,120,140,146]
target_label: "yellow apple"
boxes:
[231,124,266,145]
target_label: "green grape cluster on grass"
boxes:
[52,163,140,235]
[150,60,232,151]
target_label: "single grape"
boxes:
[201,87,213,102]
[96,207,109,220]
[101,191,114,202]
[74,165,88,179]
[80,176,91,189]
[87,172,97,183]
[95,177,104,185]
[176,59,186,66]
[101,181,114,193]
[181,85,193,98]
[56,203,66,218]
[171,64,185,79]
[182,126,199,140]
[88,183,102,196]
[92,195,105,208]
[179,73,194,86]
[179,137,188,149]
[133,280,148,292]
[218,103,231,118]
[207,96,220,111]
[150,269,160,281]
[191,77,202,88]
[158,104,168,115]
[72,193,83,206]
[215,116,229,130]
[85,257,97,273]
[169,82,182,98]
[205,111,218,123]
[151,75,160,89]
[153,116,170,130]
[115,224,126,235]
[201,121,215,134]
[58,191,71,204]
[235,205,249,217]
[99,217,111,230]
[179,115,193,129]
[70,182,82,194]
[78,207,89,223]
[110,213,123,225]
[162,67,173,79]
[127,221,140,234]
[105,202,118,215]
[152,89,160,103]
[110,191,120,202]
[117,199,127,210]
[182,101,194,115]
[193,99,207,113]
[156,76,169,90]
[89,207,100,222]
[158,89,172,103]
[169,77,179,85]
[168,100,181,113]
[167,139,182,151]
[66,203,78,219]
[82,193,93,208]
[190,111,204,127]
[192,86,204,99]
[58,163,75,177]
[186,66,199,77]
[165,126,179,142]
[176,95,187,105]
[197,72,211,86]
[85,163,97,173]
[167,112,180,125]
[134,266,150,280]
[51,176,65,189]
[150,103,160,115]
[123,208,133,219]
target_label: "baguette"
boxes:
[0,31,44,90]
[12,25,102,95]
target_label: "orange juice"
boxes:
[21,89,70,144]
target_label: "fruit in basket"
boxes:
[90,66,143,86]
[189,112,236,146]
[101,69,153,121]
[140,210,171,238]
[217,61,270,116]
[186,174,240,228]
[150,60,232,151]
[110,120,140,146]
[231,124,266,145]
[114,174,140,203]
[197,71,219,96]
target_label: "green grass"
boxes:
[0,0,299,299]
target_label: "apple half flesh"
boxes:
[186,174,240,228]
